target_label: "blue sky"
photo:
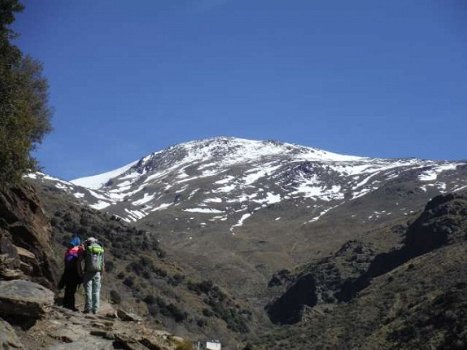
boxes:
[13,0,467,180]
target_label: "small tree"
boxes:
[0,1,53,185]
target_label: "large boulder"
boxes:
[0,280,54,319]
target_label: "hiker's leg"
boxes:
[63,283,73,309]
[92,272,101,313]
[69,282,78,310]
[64,282,78,309]
[83,273,93,312]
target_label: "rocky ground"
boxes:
[0,280,187,350]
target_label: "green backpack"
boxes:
[84,243,104,273]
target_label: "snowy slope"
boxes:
[62,137,466,227]
[31,137,466,231]
[71,161,139,189]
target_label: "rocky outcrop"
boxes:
[0,184,58,289]
[337,193,467,301]
[265,274,317,324]
[266,194,467,325]
[266,240,375,324]
[0,280,55,319]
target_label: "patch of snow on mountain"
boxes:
[88,189,111,201]
[90,201,111,210]
[230,213,252,233]
[184,208,224,214]
[352,171,382,190]
[227,193,252,203]
[291,175,344,201]
[71,161,138,189]
[106,182,150,201]
[213,184,236,193]
[454,184,467,192]
[188,189,199,200]
[124,208,149,222]
[352,188,373,199]
[418,164,459,182]
[132,193,156,206]
[243,163,282,186]
[204,198,223,203]
[308,205,338,223]
[264,192,281,204]
[150,203,172,211]
[215,176,235,185]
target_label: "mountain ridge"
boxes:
[32,137,466,225]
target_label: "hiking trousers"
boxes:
[63,281,79,310]
[83,272,101,313]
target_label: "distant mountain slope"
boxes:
[28,137,467,302]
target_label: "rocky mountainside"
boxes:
[30,180,257,347]
[28,137,467,301]
[0,184,58,289]
[0,183,191,349]
[253,193,467,349]
[0,183,252,349]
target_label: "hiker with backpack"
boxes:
[58,235,83,311]
[78,237,105,314]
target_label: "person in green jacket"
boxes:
[78,237,105,314]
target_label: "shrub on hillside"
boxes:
[123,276,134,287]
[110,290,121,304]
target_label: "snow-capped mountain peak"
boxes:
[72,137,364,189]
[37,137,466,227]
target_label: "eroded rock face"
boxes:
[0,280,55,319]
[266,240,376,324]
[0,184,58,289]
[265,274,317,324]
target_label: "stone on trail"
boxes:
[117,308,143,322]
